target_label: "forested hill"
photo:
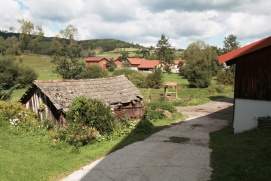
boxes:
[0,31,144,55]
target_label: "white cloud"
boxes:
[0,0,270,48]
[227,12,271,40]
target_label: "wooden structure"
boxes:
[217,35,271,133]
[19,75,144,125]
[114,58,122,68]
[85,57,109,69]
[164,82,178,100]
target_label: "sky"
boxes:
[0,0,270,49]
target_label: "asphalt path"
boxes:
[61,98,233,181]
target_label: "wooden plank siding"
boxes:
[234,45,271,101]
[24,86,64,126]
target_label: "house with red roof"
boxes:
[113,58,122,68]
[217,36,271,133]
[85,57,109,69]
[123,58,143,70]
[137,60,160,72]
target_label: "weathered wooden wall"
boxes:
[25,87,61,125]
[114,102,144,119]
[234,45,271,100]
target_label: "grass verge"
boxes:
[0,113,184,181]
[210,125,271,180]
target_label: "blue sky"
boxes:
[1,0,270,49]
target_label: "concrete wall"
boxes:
[234,98,271,133]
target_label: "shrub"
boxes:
[66,96,115,134]
[146,110,166,121]
[186,68,211,88]
[146,68,163,89]
[106,59,116,72]
[216,70,234,85]
[147,100,176,113]
[127,72,148,88]
[112,68,138,77]
[53,123,98,147]
[76,65,108,79]
[145,100,177,121]
[0,57,37,89]
[0,101,37,125]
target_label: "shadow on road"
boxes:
[63,99,234,181]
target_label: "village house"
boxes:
[85,57,109,69]
[217,35,271,133]
[19,75,144,125]
[137,59,160,72]
[123,58,143,70]
[113,58,122,68]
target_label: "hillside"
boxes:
[0,31,145,55]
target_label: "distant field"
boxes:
[18,54,59,80]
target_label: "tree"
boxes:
[118,50,129,61]
[182,41,218,88]
[0,37,7,55]
[106,58,116,72]
[52,25,84,79]
[222,34,240,54]
[217,34,240,85]
[0,56,37,89]
[17,19,44,54]
[5,36,20,55]
[155,34,175,73]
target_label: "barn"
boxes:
[19,75,144,126]
[217,36,271,133]
[85,57,109,69]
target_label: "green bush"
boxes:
[127,72,148,88]
[146,110,166,121]
[76,65,108,79]
[112,68,138,77]
[0,57,37,89]
[216,70,234,85]
[66,96,115,134]
[147,100,176,113]
[186,69,211,88]
[0,101,37,125]
[146,68,163,89]
[53,123,98,147]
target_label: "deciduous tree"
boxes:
[182,41,218,88]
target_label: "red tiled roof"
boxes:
[173,60,180,65]
[218,36,271,64]
[85,57,108,62]
[127,58,144,65]
[138,60,160,69]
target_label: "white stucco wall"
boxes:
[234,98,271,133]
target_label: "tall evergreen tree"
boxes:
[156,34,175,73]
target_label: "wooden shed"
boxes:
[218,36,271,133]
[19,75,144,126]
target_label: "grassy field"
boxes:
[210,126,271,180]
[140,73,233,106]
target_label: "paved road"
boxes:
[61,98,233,181]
